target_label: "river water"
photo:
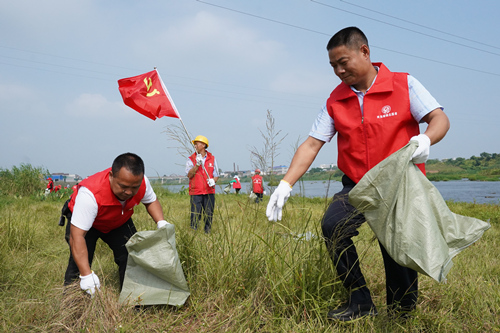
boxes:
[164,180,500,204]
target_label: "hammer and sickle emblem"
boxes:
[144,77,160,97]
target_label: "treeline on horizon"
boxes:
[234,151,500,183]
[174,151,500,185]
[1,152,499,197]
[423,152,500,181]
[253,151,500,183]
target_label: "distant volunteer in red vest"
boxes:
[186,135,219,233]
[47,177,54,192]
[251,169,264,203]
[266,27,450,322]
[64,153,169,295]
[231,176,242,194]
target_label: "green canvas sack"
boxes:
[119,224,190,306]
[349,141,490,282]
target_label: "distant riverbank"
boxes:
[164,179,500,204]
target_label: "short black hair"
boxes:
[111,153,145,176]
[326,26,369,51]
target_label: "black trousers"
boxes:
[321,175,418,311]
[254,192,263,203]
[190,194,215,233]
[64,217,137,290]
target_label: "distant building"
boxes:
[222,170,252,178]
[319,163,337,170]
[148,175,185,184]
[268,165,288,175]
[48,173,82,182]
[240,170,253,177]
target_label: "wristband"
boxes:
[80,271,94,279]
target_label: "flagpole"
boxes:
[155,68,214,186]
[155,68,195,148]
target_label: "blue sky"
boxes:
[1,0,498,178]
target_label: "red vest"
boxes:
[252,175,263,193]
[327,63,425,183]
[189,152,216,195]
[232,179,242,189]
[68,168,146,233]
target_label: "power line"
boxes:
[0,47,323,102]
[196,0,329,36]
[0,60,116,82]
[0,54,120,77]
[0,43,320,98]
[339,0,500,51]
[373,46,499,77]
[0,55,322,108]
[310,0,500,57]
[0,45,135,71]
[196,0,500,77]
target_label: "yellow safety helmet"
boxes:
[192,135,209,148]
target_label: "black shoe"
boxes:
[327,302,349,316]
[327,303,378,322]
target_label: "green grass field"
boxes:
[0,191,498,332]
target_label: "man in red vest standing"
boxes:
[266,27,450,321]
[186,135,219,233]
[251,169,264,203]
[63,153,169,295]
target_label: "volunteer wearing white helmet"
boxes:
[186,135,219,233]
[230,175,242,194]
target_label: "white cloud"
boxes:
[65,93,131,119]
[269,70,336,95]
[139,11,286,70]
[0,83,36,101]
[0,1,93,45]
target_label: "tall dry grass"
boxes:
[0,188,498,332]
[0,164,48,197]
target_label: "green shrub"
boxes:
[0,163,48,197]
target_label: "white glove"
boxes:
[196,154,203,166]
[80,271,100,295]
[157,220,170,229]
[207,178,216,187]
[410,134,431,164]
[266,180,293,222]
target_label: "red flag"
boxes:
[118,69,180,120]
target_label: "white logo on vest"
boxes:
[377,105,398,119]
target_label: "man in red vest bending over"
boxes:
[186,135,219,233]
[64,153,169,295]
[266,27,450,321]
[231,176,242,194]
